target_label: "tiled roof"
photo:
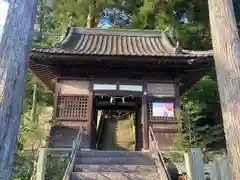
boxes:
[31,27,213,58]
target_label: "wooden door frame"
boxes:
[91,92,143,151]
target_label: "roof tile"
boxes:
[31,27,213,57]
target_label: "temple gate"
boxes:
[29,27,213,151]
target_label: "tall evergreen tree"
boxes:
[0,1,37,179]
[51,0,117,36]
[208,0,240,178]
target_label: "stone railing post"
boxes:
[184,148,205,180]
[0,170,8,180]
[36,148,47,180]
[210,158,231,180]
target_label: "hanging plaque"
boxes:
[147,83,175,97]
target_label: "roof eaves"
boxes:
[30,48,213,58]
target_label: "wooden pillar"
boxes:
[52,78,60,122]
[136,101,141,151]
[142,86,149,150]
[174,79,181,124]
[88,83,94,149]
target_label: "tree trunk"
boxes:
[86,13,97,28]
[86,4,98,28]
[208,0,240,179]
[144,0,163,29]
[0,1,37,179]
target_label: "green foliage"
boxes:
[163,152,184,163]
[45,153,69,180]
[11,108,51,179]
[172,23,211,50]
[175,75,225,151]
[51,0,118,36]
[33,0,55,43]
[175,113,224,151]
[51,0,88,37]
[130,0,212,49]
[23,72,53,113]
[11,152,33,180]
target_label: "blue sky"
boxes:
[0,0,9,41]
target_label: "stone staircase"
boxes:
[71,150,160,180]
[99,114,135,150]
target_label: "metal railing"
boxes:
[62,126,84,180]
[149,127,171,180]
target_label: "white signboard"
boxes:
[152,102,174,117]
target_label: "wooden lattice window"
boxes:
[57,96,89,120]
[148,100,175,121]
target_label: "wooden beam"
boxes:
[30,53,213,64]
[59,66,174,77]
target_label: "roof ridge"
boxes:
[69,27,163,37]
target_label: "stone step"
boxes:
[74,165,157,172]
[76,150,151,158]
[75,156,154,165]
[71,172,160,180]
[116,141,135,144]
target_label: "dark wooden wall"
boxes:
[146,83,180,150]
[49,79,180,151]
[50,80,91,148]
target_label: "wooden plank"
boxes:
[56,120,88,127]
[152,131,177,150]
[151,123,178,129]
[147,83,175,97]
[58,80,89,95]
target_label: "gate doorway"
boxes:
[91,94,142,151]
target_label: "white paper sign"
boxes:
[152,102,174,117]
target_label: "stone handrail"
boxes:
[62,126,84,180]
[96,111,105,149]
[149,126,171,180]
